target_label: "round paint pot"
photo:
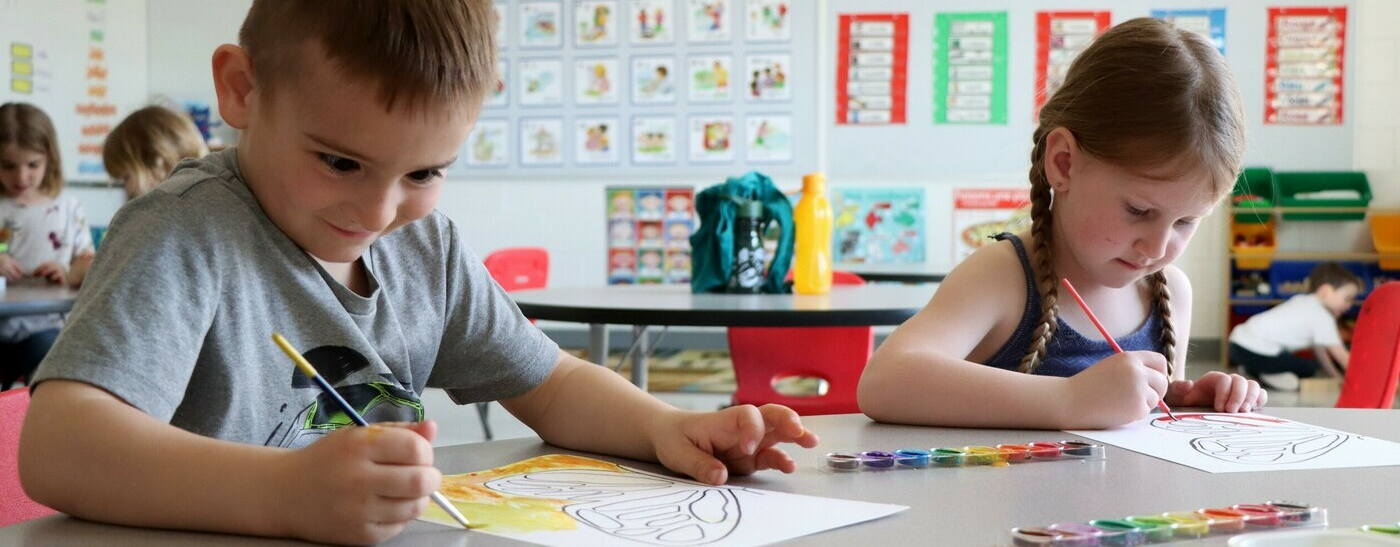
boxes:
[931,447,965,467]
[859,450,896,469]
[823,452,862,471]
[893,448,931,468]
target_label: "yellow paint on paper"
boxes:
[422,454,626,532]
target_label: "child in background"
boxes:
[103,105,210,199]
[0,102,95,390]
[1229,262,1361,391]
[859,18,1265,430]
[19,2,816,544]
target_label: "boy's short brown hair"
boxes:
[238,0,499,112]
[1308,262,1363,293]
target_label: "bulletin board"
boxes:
[457,0,818,178]
[822,0,1358,179]
[0,0,149,182]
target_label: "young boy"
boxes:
[1228,262,1362,391]
[18,2,817,545]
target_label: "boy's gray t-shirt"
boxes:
[33,147,559,448]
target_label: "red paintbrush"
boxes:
[1060,278,1179,421]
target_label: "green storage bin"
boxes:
[1232,167,1275,224]
[1275,171,1371,221]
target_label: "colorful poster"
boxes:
[1069,413,1400,474]
[575,1,619,46]
[688,55,733,102]
[518,58,563,106]
[631,116,677,163]
[745,53,791,101]
[574,117,619,165]
[746,0,791,41]
[933,12,1008,125]
[1152,8,1226,54]
[520,118,564,166]
[464,120,509,167]
[688,0,731,42]
[1034,11,1111,119]
[1265,6,1346,125]
[836,14,909,125]
[629,0,674,44]
[492,3,508,49]
[574,58,620,105]
[951,188,1030,263]
[832,187,924,264]
[485,60,508,107]
[519,2,563,48]
[606,189,696,285]
[688,115,735,163]
[631,56,677,104]
[745,114,791,162]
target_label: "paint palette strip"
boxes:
[820,440,1104,472]
[1006,501,1325,546]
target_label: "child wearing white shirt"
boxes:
[1229,262,1361,391]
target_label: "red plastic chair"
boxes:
[727,271,872,415]
[483,247,549,292]
[1337,282,1400,409]
[2,389,58,527]
[479,247,552,439]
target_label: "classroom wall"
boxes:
[67,0,1400,342]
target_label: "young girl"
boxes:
[858,18,1265,430]
[103,105,210,199]
[0,102,95,389]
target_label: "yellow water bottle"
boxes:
[793,172,833,295]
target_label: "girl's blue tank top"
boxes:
[981,233,1164,377]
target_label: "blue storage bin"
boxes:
[1269,260,1370,299]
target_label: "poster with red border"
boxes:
[1033,11,1110,119]
[836,13,908,125]
[1265,6,1346,125]
[952,188,1030,263]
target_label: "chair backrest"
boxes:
[483,247,550,292]
[728,272,872,415]
[1,389,58,527]
[1338,282,1400,409]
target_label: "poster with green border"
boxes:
[932,12,1007,124]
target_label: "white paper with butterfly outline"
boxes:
[421,459,906,547]
[1068,412,1400,473]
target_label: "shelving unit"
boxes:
[1220,170,1400,369]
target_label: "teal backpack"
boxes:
[689,171,795,294]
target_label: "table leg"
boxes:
[631,325,649,390]
[588,323,609,366]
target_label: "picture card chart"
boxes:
[607,187,695,285]
[832,187,925,264]
[836,13,908,125]
[1033,11,1110,119]
[459,0,815,177]
[1265,6,1346,125]
[932,12,1007,125]
[1151,8,1226,54]
[1069,413,1400,474]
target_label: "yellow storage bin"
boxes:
[1232,221,1276,270]
[1372,214,1400,271]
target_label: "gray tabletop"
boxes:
[842,263,947,284]
[510,284,938,327]
[5,408,1397,547]
[0,280,78,318]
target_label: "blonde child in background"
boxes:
[1228,262,1361,392]
[103,105,210,199]
[859,18,1266,430]
[0,102,95,390]
[19,1,816,544]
